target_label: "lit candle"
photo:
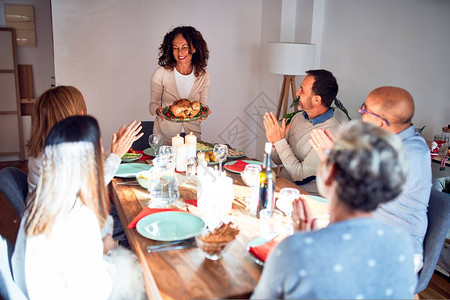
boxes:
[172,134,184,148]
[175,144,188,172]
[185,132,197,145]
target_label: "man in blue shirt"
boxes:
[360,86,431,272]
[264,69,340,194]
[311,86,432,271]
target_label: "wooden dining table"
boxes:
[109,159,329,300]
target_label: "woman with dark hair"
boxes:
[149,26,210,144]
[13,116,145,300]
[252,121,417,299]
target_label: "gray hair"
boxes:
[326,120,407,212]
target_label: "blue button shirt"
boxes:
[302,108,334,125]
[373,125,432,256]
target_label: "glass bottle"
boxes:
[257,142,275,218]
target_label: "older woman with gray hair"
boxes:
[252,120,417,299]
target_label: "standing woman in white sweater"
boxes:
[17,115,145,300]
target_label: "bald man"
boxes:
[311,86,432,272]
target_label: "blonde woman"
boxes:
[14,116,145,300]
[26,86,143,195]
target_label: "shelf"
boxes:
[20,98,36,116]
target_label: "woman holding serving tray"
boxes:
[150,26,211,145]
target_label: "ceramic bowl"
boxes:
[135,170,150,189]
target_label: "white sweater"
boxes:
[13,200,114,300]
[27,153,121,195]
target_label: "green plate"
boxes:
[143,147,156,157]
[115,163,152,178]
[306,195,328,204]
[162,104,211,123]
[223,160,263,174]
[247,237,268,266]
[121,153,143,162]
[136,212,205,241]
[227,149,246,159]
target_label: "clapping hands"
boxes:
[309,128,335,161]
[110,120,144,158]
[263,112,291,144]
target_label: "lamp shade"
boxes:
[267,43,316,75]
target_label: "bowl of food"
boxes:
[135,170,150,189]
[196,222,240,260]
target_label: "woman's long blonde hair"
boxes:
[27,86,87,157]
[25,116,108,236]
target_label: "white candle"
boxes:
[175,144,188,172]
[172,134,184,148]
[185,132,197,145]
[186,143,196,158]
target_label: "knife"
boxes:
[147,239,194,250]
[147,243,197,253]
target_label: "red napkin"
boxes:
[136,150,153,161]
[127,207,183,229]
[225,160,249,173]
[248,234,288,262]
[184,199,197,207]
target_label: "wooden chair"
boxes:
[415,189,450,293]
[0,167,28,216]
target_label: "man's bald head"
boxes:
[365,86,414,132]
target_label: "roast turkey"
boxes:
[169,99,201,118]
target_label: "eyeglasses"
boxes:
[359,103,390,127]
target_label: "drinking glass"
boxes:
[213,144,228,173]
[276,188,301,216]
[148,134,162,156]
[276,188,301,235]
[241,164,262,214]
[148,155,179,207]
[159,145,174,159]
[259,209,283,239]
[186,157,197,178]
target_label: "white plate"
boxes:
[115,163,152,178]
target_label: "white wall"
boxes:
[48,0,450,161]
[320,0,450,139]
[52,0,264,158]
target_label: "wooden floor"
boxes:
[1,160,449,299]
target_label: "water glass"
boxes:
[276,188,301,235]
[148,155,179,207]
[277,188,301,216]
[213,144,228,173]
[159,145,174,159]
[186,157,197,177]
[259,209,283,239]
[148,134,163,156]
[241,164,262,214]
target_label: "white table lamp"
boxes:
[267,43,315,119]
